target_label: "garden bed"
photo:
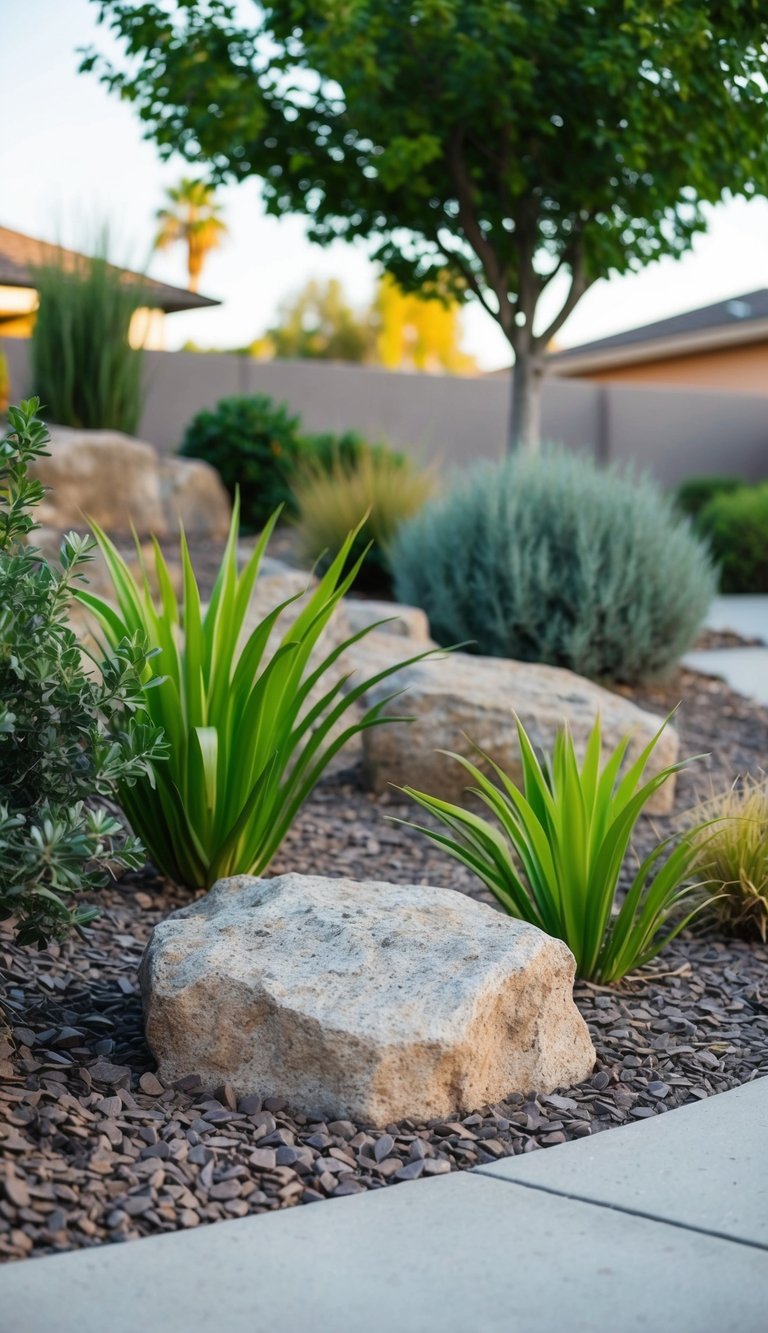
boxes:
[1,666,767,1262]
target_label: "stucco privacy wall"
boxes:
[3,338,767,486]
[606,382,768,484]
[140,350,601,470]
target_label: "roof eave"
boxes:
[150,293,222,314]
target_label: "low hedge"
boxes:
[180,395,405,532]
[675,474,746,521]
[697,484,768,593]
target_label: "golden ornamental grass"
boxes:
[292,449,435,571]
[691,778,768,941]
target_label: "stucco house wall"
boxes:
[573,340,768,394]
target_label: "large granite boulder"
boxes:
[140,873,595,1124]
[33,427,231,538]
[239,574,431,649]
[157,454,231,539]
[345,637,679,815]
[343,598,433,643]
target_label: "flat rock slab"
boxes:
[140,873,595,1124]
[477,1075,768,1247]
[349,638,679,814]
[2,1170,764,1333]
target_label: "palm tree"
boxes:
[154,179,228,291]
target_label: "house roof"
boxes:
[0,225,220,314]
[548,289,768,376]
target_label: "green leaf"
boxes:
[401,714,707,982]
[86,504,433,890]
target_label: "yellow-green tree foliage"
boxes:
[374,275,475,374]
[251,275,476,374]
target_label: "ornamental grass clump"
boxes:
[31,238,145,434]
[689,779,768,941]
[77,502,430,891]
[391,449,716,683]
[292,447,434,593]
[0,399,165,947]
[398,715,706,982]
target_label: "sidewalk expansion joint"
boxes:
[471,1168,768,1253]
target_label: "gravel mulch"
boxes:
[2,665,767,1262]
[693,628,765,650]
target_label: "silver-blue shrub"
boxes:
[390,448,716,682]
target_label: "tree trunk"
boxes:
[508,345,545,452]
[187,240,202,292]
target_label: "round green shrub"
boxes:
[391,449,717,683]
[697,484,768,593]
[179,394,304,529]
[303,429,407,475]
[675,474,745,521]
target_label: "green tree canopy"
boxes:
[84,1,768,447]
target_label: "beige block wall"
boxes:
[2,336,766,488]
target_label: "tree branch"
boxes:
[534,246,593,350]
[447,131,514,336]
[437,237,499,322]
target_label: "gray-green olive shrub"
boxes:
[0,399,166,948]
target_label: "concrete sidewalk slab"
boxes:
[706,596,768,643]
[0,1160,766,1333]
[683,646,768,705]
[476,1077,768,1247]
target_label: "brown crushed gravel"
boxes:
[693,628,765,651]
[2,665,767,1263]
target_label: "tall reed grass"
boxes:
[32,238,145,433]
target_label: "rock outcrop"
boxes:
[33,427,231,538]
[346,638,679,814]
[140,872,595,1124]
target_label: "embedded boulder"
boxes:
[140,872,595,1124]
[345,639,679,815]
[157,454,232,538]
[343,598,433,643]
[33,427,231,538]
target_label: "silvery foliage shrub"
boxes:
[0,399,166,948]
[391,448,716,682]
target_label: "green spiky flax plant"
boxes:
[398,715,708,983]
[77,502,430,889]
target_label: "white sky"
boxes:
[3,0,768,371]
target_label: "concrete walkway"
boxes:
[706,596,768,643]
[0,1078,765,1333]
[683,646,768,706]
[685,595,768,705]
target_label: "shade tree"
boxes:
[84,1,768,446]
